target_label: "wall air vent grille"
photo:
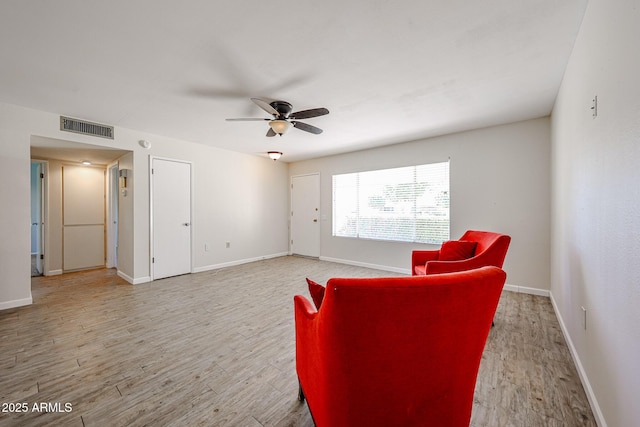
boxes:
[60,116,114,139]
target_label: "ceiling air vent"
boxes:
[60,116,114,139]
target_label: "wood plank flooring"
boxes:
[0,256,595,426]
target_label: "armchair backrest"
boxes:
[459,229,511,267]
[295,266,506,427]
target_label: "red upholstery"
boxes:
[412,230,511,276]
[294,266,507,427]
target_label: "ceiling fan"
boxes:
[226,98,329,137]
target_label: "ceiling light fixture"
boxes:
[82,160,92,165]
[268,119,292,136]
[268,151,283,161]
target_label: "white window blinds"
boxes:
[332,161,450,244]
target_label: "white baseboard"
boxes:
[550,292,607,427]
[132,276,152,285]
[117,270,134,284]
[45,269,63,276]
[319,256,411,275]
[503,283,550,297]
[117,270,151,285]
[116,253,289,284]
[0,296,33,311]
[192,252,289,274]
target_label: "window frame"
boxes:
[332,160,450,244]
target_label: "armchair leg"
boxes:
[298,382,305,402]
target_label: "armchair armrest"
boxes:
[294,294,318,320]
[294,295,321,369]
[411,250,440,275]
[294,295,324,408]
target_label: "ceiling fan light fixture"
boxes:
[268,151,283,161]
[269,119,292,136]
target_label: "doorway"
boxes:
[62,164,106,271]
[30,161,46,276]
[290,173,321,258]
[151,157,192,280]
[30,136,130,278]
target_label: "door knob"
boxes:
[313,219,318,222]
[183,222,190,226]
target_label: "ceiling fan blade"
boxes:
[292,121,323,134]
[225,118,269,121]
[290,107,329,120]
[251,98,279,116]
[266,128,277,137]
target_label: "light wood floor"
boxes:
[0,256,595,426]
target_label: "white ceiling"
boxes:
[1,0,587,162]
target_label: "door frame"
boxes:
[31,160,48,276]
[149,155,194,280]
[290,173,321,257]
[106,161,119,269]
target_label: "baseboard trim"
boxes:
[503,283,550,297]
[192,252,289,274]
[115,253,290,284]
[46,269,63,276]
[550,292,607,427]
[319,257,411,275]
[116,270,151,285]
[117,270,134,284]
[0,296,33,311]
[132,276,152,285]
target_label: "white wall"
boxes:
[550,0,640,425]
[115,152,135,280]
[289,117,551,291]
[0,123,32,309]
[0,102,289,308]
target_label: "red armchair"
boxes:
[412,230,511,276]
[294,266,507,427]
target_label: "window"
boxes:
[332,161,449,244]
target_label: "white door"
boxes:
[291,174,320,257]
[63,165,105,271]
[152,158,192,280]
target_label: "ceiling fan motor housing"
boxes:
[270,100,293,118]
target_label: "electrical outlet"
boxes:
[226,241,231,248]
[581,306,587,330]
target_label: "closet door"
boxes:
[63,165,105,271]
[151,157,192,280]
